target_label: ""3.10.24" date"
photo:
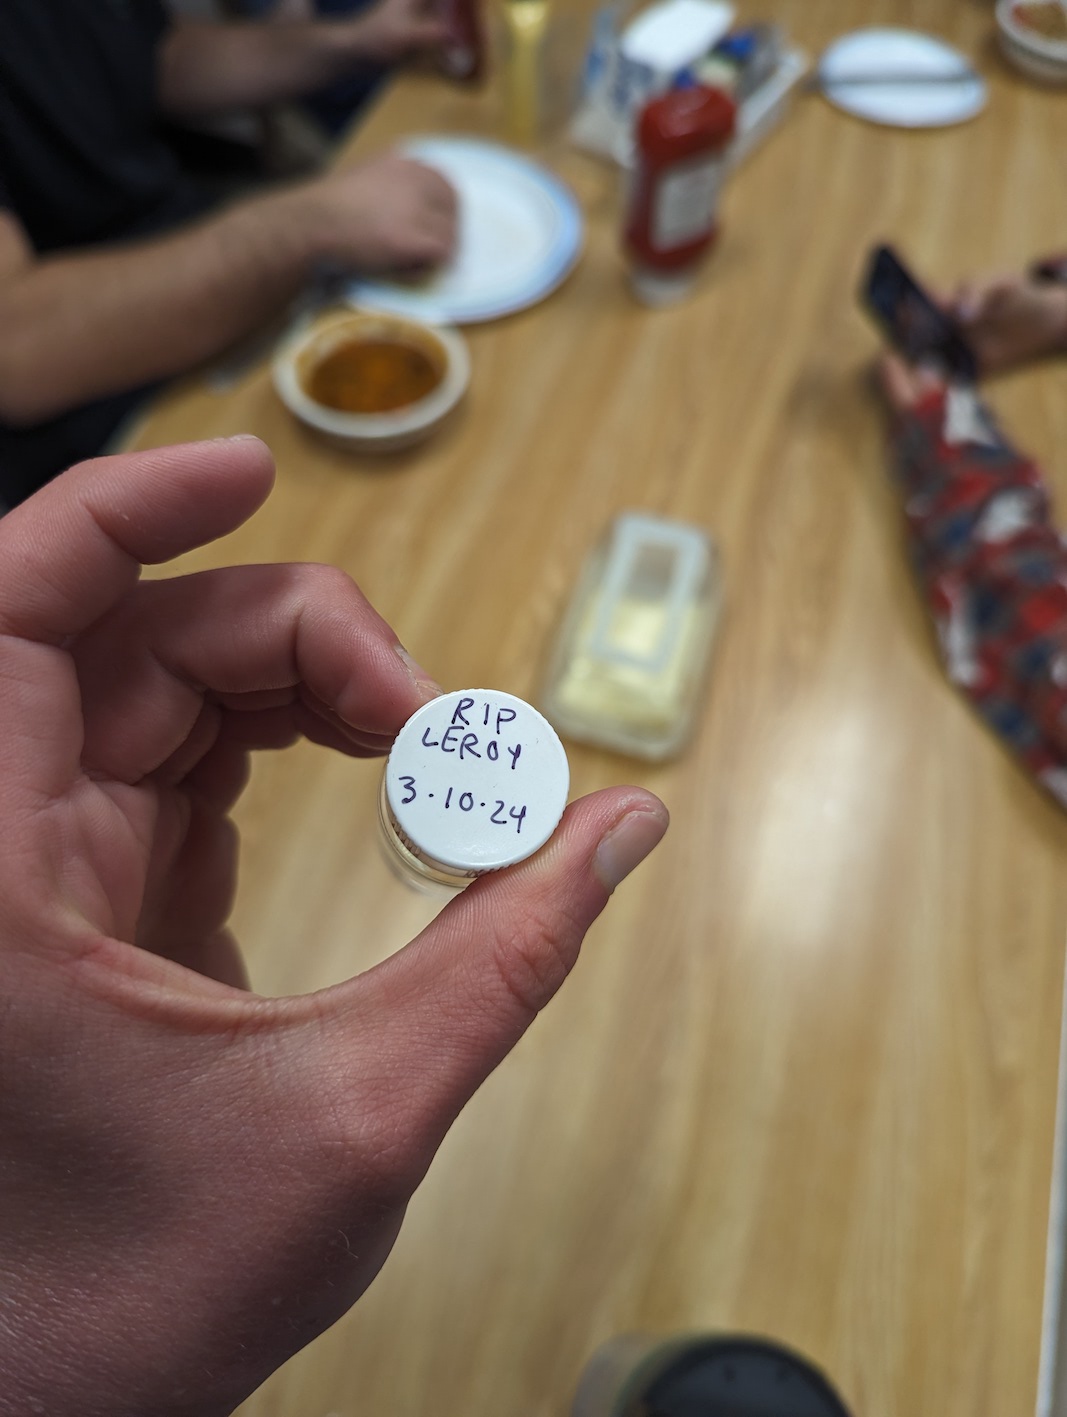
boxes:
[396,776,528,833]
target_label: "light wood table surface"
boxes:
[130,2,1067,1412]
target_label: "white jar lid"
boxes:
[384,690,570,873]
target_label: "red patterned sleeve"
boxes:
[888,385,1067,803]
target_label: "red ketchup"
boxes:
[624,83,737,305]
[439,0,486,83]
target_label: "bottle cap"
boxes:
[638,83,737,145]
[384,690,570,873]
[630,264,701,305]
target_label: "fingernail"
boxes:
[209,433,263,445]
[595,806,669,893]
[395,644,443,702]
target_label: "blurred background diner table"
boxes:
[127,0,1067,1411]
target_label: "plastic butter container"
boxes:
[379,689,570,890]
[541,512,722,761]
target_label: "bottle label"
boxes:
[651,153,723,252]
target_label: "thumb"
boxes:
[310,787,667,1176]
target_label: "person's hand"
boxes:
[304,152,457,273]
[951,272,1067,374]
[875,351,946,417]
[0,438,668,1417]
[348,0,450,64]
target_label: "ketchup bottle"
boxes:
[624,83,737,305]
[439,0,487,84]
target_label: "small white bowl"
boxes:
[273,308,470,453]
[996,0,1067,82]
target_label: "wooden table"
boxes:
[131,3,1067,1412]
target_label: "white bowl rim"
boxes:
[272,309,471,439]
[996,0,1067,60]
[997,27,1067,80]
[1000,28,1067,69]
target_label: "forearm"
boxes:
[159,18,381,118]
[0,190,325,426]
[889,388,1067,779]
[889,388,1052,570]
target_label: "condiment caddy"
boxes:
[570,0,808,169]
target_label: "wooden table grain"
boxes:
[130,3,1067,1412]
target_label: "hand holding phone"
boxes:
[861,243,978,383]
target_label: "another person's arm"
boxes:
[0,437,668,1416]
[876,353,1067,793]
[159,0,448,118]
[0,156,454,426]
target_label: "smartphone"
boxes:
[861,243,978,383]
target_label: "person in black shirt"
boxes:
[0,0,458,504]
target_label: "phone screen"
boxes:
[861,244,977,383]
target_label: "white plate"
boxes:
[347,137,584,325]
[817,28,987,128]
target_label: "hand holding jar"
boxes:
[0,436,668,1417]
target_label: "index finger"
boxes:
[0,437,275,644]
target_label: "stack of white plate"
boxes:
[996,0,1067,83]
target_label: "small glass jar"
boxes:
[541,512,722,761]
[379,688,570,892]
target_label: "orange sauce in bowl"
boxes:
[1013,1,1067,39]
[304,337,443,414]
